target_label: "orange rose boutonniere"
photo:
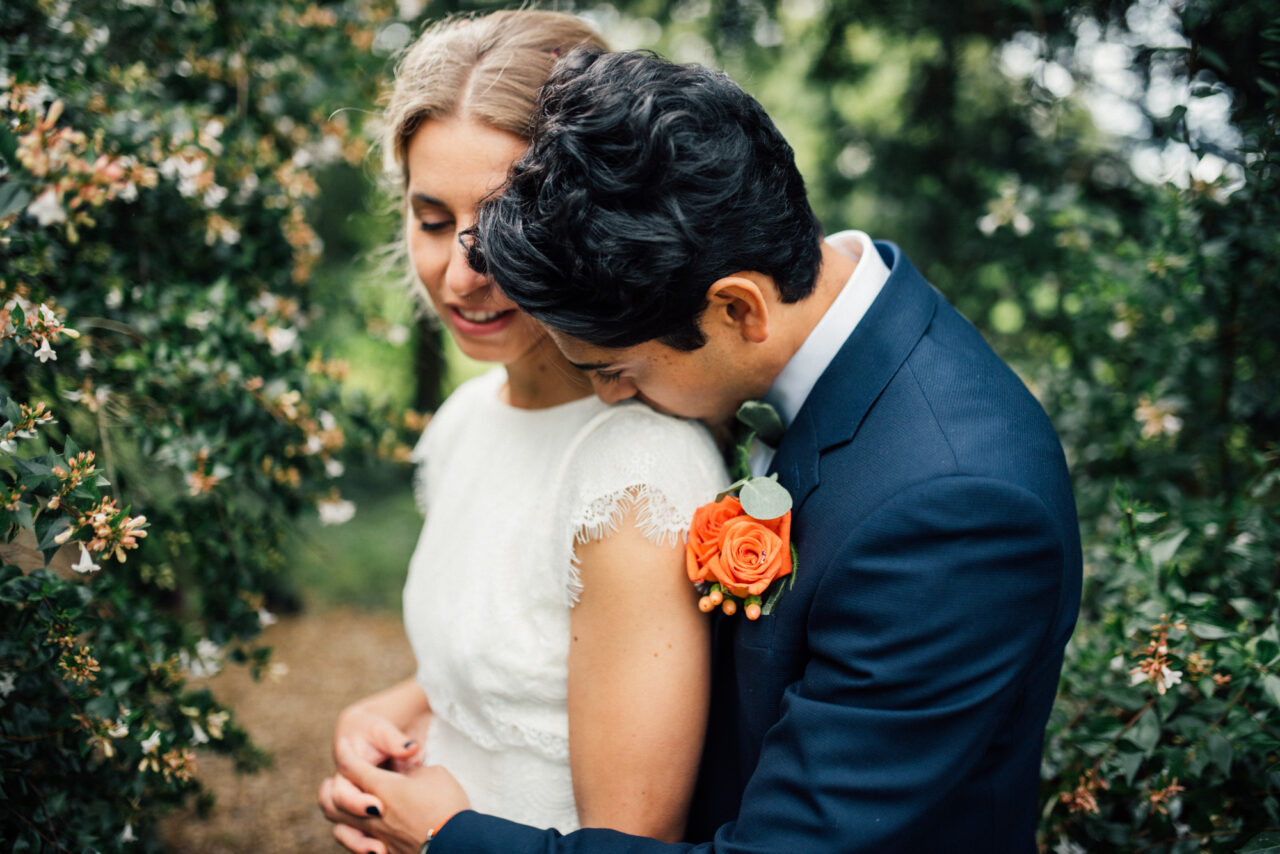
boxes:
[686,476,796,621]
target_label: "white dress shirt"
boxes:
[749,230,891,475]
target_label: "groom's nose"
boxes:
[446,226,489,296]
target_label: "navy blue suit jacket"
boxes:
[434,243,1082,853]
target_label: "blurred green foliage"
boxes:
[2,0,1278,851]
[0,0,422,849]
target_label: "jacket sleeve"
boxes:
[432,475,1067,854]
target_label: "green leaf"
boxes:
[1124,707,1161,755]
[1259,77,1279,97]
[1150,528,1189,572]
[1117,750,1144,785]
[1231,597,1264,621]
[34,514,71,553]
[1264,675,1280,709]
[1188,622,1235,640]
[1207,732,1233,775]
[11,456,54,478]
[739,475,792,520]
[0,182,32,219]
[1239,832,1280,853]
[1199,46,1229,74]
[0,573,44,604]
[0,125,17,165]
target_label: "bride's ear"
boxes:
[704,274,772,343]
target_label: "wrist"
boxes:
[418,811,458,854]
[418,826,435,854]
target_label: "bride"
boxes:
[317,11,729,853]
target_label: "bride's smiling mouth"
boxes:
[448,306,518,335]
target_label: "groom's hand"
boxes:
[318,772,387,853]
[323,737,470,854]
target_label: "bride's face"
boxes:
[404,117,549,365]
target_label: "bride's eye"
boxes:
[594,370,623,384]
[418,219,451,233]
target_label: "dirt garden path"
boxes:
[159,608,415,853]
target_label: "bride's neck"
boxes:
[501,336,594,409]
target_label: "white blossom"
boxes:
[317,495,356,526]
[34,337,57,363]
[0,670,16,698]
[182,637,225,679]
[190,722,209,745]
[119,823,137,844]
[140,730,161,754]
[71,543,101,574]
[27,188,66,226]
[265,325,298,356]
[206,710,229,740]
[325,457,345,478]
[1129,663,1182,695]
[258,608,277,627]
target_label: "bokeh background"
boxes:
[2,0,1278,851]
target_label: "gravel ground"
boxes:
[159,608,415,853]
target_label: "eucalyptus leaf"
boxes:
[714,477,750,503]
[739,475,792,520]
[736,400,784,446]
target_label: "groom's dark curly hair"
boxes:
[470,47,823,350]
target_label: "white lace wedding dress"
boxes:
[402,369,728,832]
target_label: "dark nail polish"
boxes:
[366,805,381,817]
[404,740,416,749]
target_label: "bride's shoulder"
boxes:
[570,402,728,483]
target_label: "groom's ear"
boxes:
[705,273,773,344]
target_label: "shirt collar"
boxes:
[763,230,891,427]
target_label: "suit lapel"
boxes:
[769,242,938,511]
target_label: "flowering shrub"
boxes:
[1,0,422,848]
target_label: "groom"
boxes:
[338,48,1082,852]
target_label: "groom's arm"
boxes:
[431,475,1069,854]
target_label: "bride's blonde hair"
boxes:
[383,9,607,183]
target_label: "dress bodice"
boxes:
[402,369,728,831]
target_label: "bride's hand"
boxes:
[334,704,424,772]
[321,737,470,854]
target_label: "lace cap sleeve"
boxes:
[553,404,730,604]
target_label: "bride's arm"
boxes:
[333,676,433,770]
[568,504,710,842]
